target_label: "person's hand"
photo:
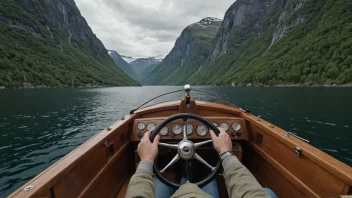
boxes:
[209,127,232,155]
[137,131,160,164]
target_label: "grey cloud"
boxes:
[75,0,235,56]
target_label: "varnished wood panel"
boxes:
[243,113,352,186]
[132,117,247,141]
[53,146,107,198]
[243,144,305,198]
[116,177,130,198]
[140,110,179,118]
[52,129,129,198]
[262,134,346,197]
[79,143,132,197]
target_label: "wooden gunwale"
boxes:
[8,114,136,198]
[248,142,319,197]
[242,112,352,185]
[78,142,129,197]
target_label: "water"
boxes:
[0,86,351,196]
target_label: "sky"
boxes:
[74,0,235,57]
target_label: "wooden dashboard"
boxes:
[131,117,248,141]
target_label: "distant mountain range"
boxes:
[108,52,164,82]
[0,0,138,88]
[121,55,164,64]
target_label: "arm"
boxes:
[126,131,160,198]
[126,160,155,198]
[210,128,269,198]
[222,155,268,198]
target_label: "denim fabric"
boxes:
[264,188,278,198]
[154,178,220,198]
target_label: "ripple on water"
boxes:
[321,148,338,153]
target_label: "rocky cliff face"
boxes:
[9,0,110,61]
[0,0,138,87]
[143,17,222,85]
[210,0,279,59]
[269,0,305,48]
[189,0,352,86]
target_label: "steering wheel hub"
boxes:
[178,141,195,160]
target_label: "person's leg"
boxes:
[264,188,278,198]
[154,177,175,198]
[200,179,220,198]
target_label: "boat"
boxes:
[8,85,352,197]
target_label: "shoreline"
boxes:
[1,83,352,89]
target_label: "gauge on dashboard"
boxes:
[212,123,218,127]
[160,126,169,136]
[232,122,241,131]
[172,123,182,135]
[197,124,208,136]
[184,123,193,135]
[147,122,156,131]
[137,122,145,130]
[220,122,229,131]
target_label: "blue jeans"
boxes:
[264,188,278,198]
[154,178,277,198]
[154,178,220,198]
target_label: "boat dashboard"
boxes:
[131,117,248,141]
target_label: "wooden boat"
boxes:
[9,85,352,198]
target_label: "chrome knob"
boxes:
[184,84,191,92]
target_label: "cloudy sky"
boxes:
[75,0,235,57]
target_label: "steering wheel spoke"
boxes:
[194,153,215,171]
[183,122,188,140]
[160,154,180,173]
[194,139,212,148]
[158,142,178,149]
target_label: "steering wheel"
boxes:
[150,113,222,188]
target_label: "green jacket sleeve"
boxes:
[126,160,155,198]
[222,156,269,198]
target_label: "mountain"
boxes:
[143,0,351,86]
[108,50,138,81]
[142,17,222,85]
[0,0,138,88]
[123,55,164,82]
[189,0,352,85]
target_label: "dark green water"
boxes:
[0,86,351,196]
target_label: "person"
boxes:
[126,128,274,198]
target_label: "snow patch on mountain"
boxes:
[189,17,222,28]
[120,55,165,64]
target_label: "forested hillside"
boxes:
[144,0,352,86]
[190,0,352,85]
[0,0,138,88]
[142,18,222,85]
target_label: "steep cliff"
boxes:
[189,0,352,85]
[108,50,138,81]
[142,17,222,85]
[0,0,138,87]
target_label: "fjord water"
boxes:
[0,86,351,196]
